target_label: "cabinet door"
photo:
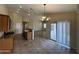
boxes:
[0,38,13,50]
[0,16,2,31]
[27,32,32,40]
[0,15,9,32]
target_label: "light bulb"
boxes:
[41,19,44,21]
[42,16,46,19]
[46,18,49,21]
[19,5,22,8]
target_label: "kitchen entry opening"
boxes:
[50,21,70,48]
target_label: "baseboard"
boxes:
[70,48,77,54]
[76,49,79,54]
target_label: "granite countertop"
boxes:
[24,29,32,32]
[0,34,14,39]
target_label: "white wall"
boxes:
[9,13,23,34]
[32,15,42,31]
[0,4,8,37]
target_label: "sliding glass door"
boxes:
[50,21,70,47]
[50,23,56,41]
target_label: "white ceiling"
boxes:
[7,4,77,15]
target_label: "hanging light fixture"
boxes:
[40,4,50,23]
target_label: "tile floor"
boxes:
[12,34,77,54]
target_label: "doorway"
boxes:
[50,21,70,48]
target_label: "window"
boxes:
[43,23,47,28]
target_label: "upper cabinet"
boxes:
[0,15,10,32]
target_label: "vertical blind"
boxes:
[57,21,70,47]
[51,21,70,47]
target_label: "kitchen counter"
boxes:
[0,34,14,53]
[23,29,33,40]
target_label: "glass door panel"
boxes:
[50,23,56,41]
[50,21,70,47]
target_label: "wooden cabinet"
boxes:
[27,32,32,40]
[0,35,14,53]
[0,15,10,32]
[23,31,32,40]
[22,22,32,40]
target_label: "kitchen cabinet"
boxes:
[23,30,32,40]
[0,15,10,32]
[0,35,14,53]
[22,22,32,40]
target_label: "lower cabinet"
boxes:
[23,31,32,40]
[27,32,32,40]
[0,37,13,53]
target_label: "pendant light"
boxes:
[40,4,50,23]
